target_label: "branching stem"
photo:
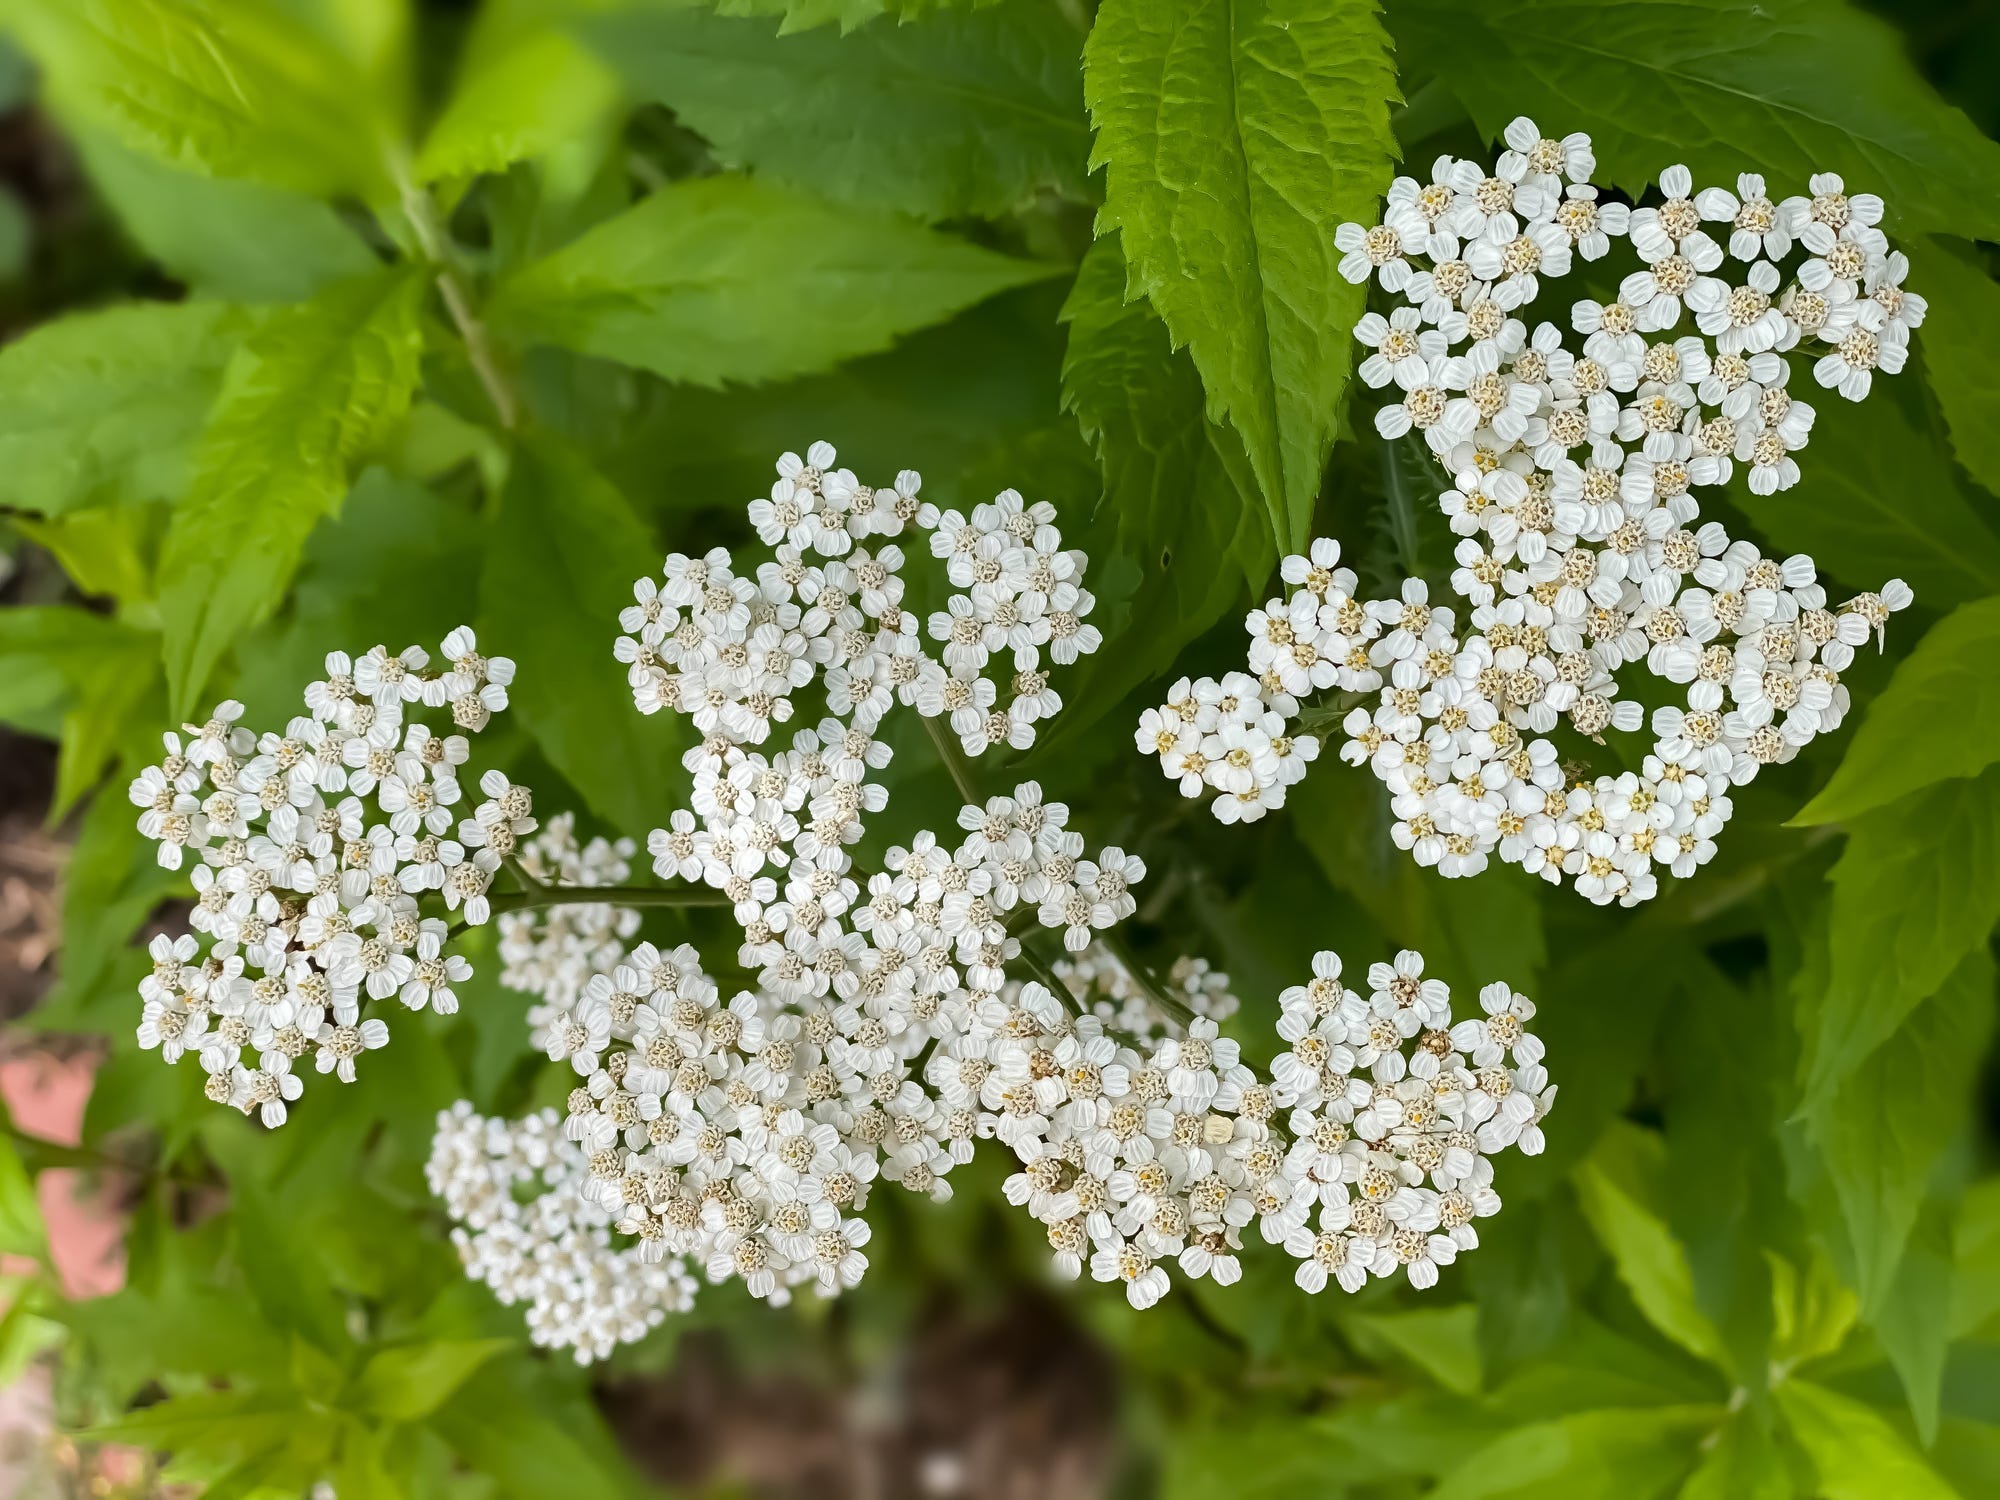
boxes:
[921,713,981,807]
[485,884,733,917]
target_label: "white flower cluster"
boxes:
[614,441,1101,757]
[520,769,1143,1317]
[998,950,1551,1307]
[427,1101,696,1363]
[127,629,519,1125]
[1139,121,1918,904]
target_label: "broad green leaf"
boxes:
[6,0,398,199]
[1084,0,1399,553]
[692,0,983,33]
[1800,770,2000,1107]
[70,126,375,302]
[579,0,1090,220]
[491,174,1057,386]
[1912,239,2000,494]
[1735,375,2000,607]
[1049,235,1271,741]
[228,468,483,728]
[33,788,180,1033]
[1774,1379,1962,1500]
[352,1338,511,1421]
[1161,1411,1395,1498]
[415,24,621,182]
[229,1177,350,1354]
[159,269,428,717]
[1676,1409,1792,1500]
[1870,1199,1958,1443]
[85,1388,303,1448]
[0,299,253,517]
[430,1355,640,1500]
[1807,946,1993,1308]
[1429,1406,1714,1500]
[1952,1179,2000,1339]
[1573,1124,1729,1370]
[0,605,163,814]
[1392,0,2000,239]
[1662,963,1784,1386]
[480,433,680,837]
[9,505,163,606]
[1797,596,2000,826]
[1347,1305,1482,1395]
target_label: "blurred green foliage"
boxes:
[0,0,1995,1495]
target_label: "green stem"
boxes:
[922,712,982,807]
[393,167,519,431]
[485,884,734,917]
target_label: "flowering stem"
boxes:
[921,713,981,807]
[393,168,520,431]
[1099,928,1197,1029]
[484,884,734,917]
[502,853,549,895]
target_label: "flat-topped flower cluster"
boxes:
[127,629,521,1125]
[996,951,1551,1306]
[1139,122,1915,904]
[614,440,1100,757]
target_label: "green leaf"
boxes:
[481,432,679,837]
[1662,964,1784,1386]
[70,125,375,302]
[1429,1406,1714,1500]
[681,0,979,34]
[1912,239,2000,494]
[0,299,253,517]
[1797,596,2000,826]
[1766,1248,1858,1370]
[1083,0,1399,553]
[1870,1198,1958,1443]
[1775,1379,1962,1499]
[1676,1408,1792,1500]
[34,787,181,1032]
[415,23,622,182]
[1800,770,2000,1107]
[1050,235,1271,738]
[352,1338,511,1421]
[0,1131,46,1264]
[1347,1304,1482,1395]
[9,505,164,606]
[1734,375,2000,607]
[1952,1179,2000,1339]
[579,0,1090,220]
[228,468,484,728]
[229,1177,351,1355]
[491,174,1057,387]
[159,269,428,717]
[0,605,163,815]
[1392,0,2000,239]
[1807,946,1993,1308]
[1573,1124,1729,1371]
[6,0,398,199]
[430,1354,640,1500]
[85,1387,303,1448]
